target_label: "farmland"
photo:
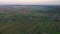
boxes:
[0,5,60,34]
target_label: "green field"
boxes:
[0,5,59,34]
[0,12,60,34]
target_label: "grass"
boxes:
[0,13,60,34]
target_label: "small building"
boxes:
[51,14,60,22]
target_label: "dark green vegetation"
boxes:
[0,5,60,34]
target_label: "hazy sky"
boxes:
[0,0,60,5]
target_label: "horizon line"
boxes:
[0,4,60,5]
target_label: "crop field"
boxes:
[0,5,60,34]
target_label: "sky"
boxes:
[0,0,60,5]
